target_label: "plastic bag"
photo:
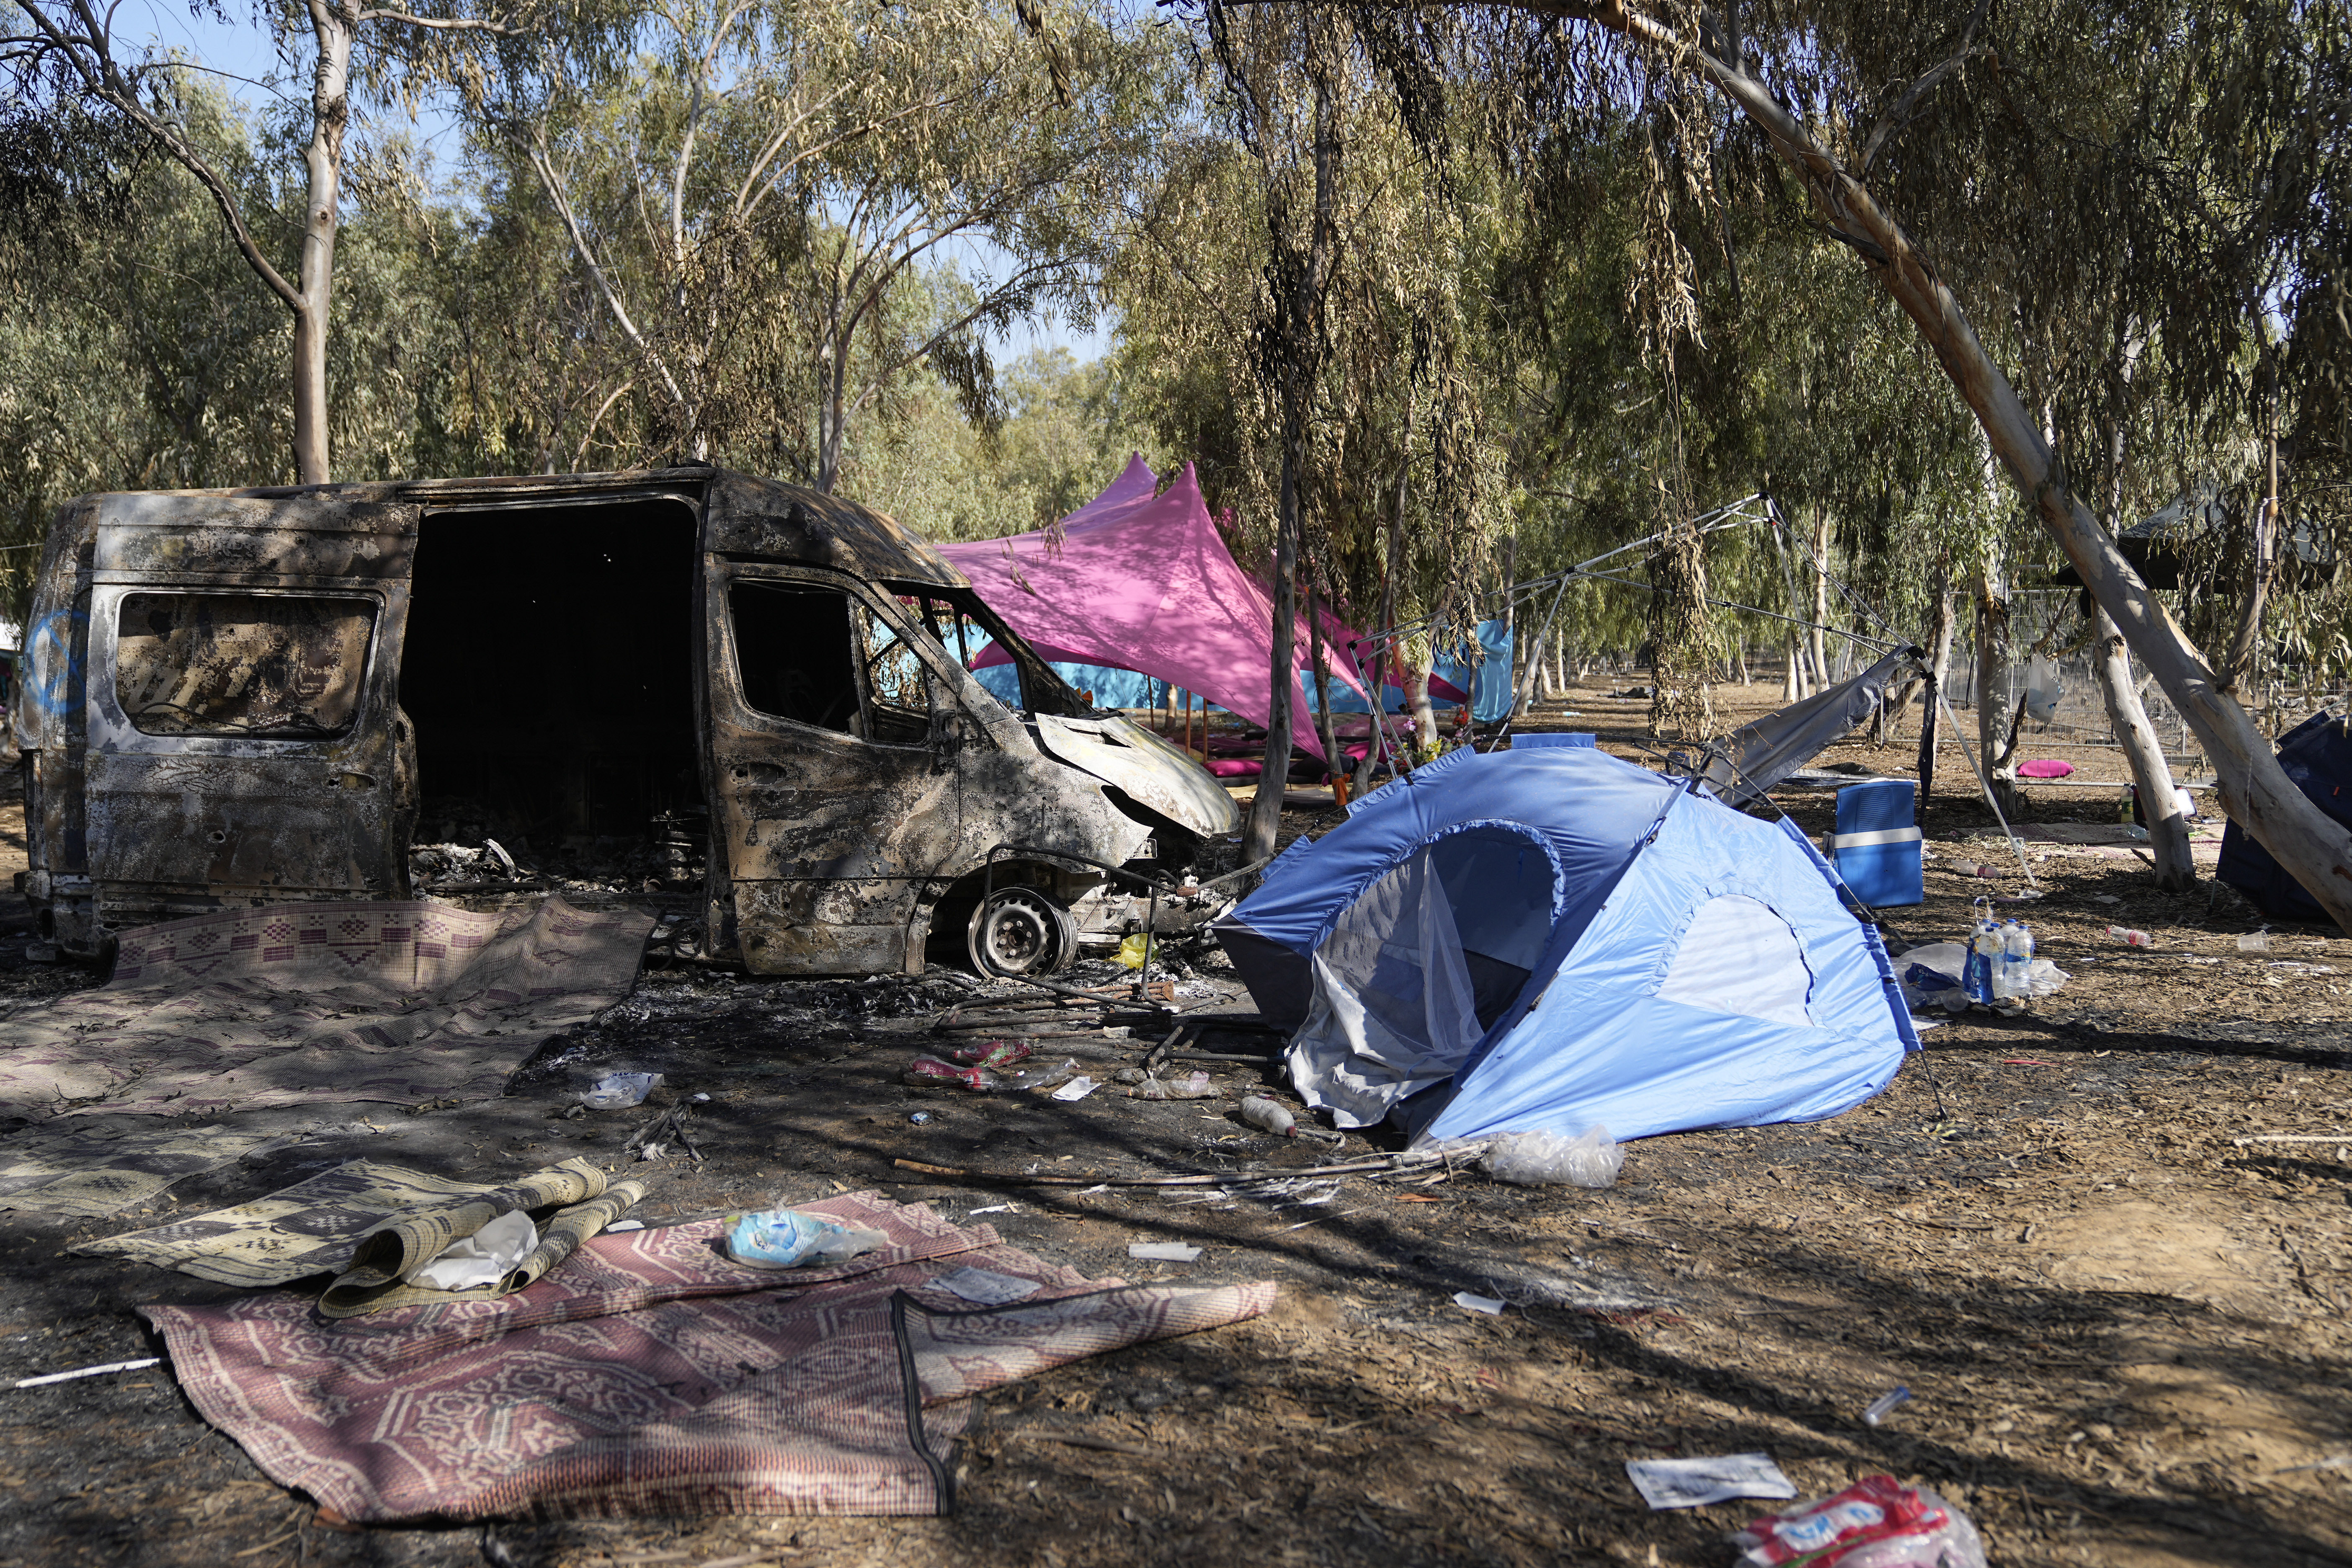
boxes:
[580,1071,663,1109]
[1482,1127,1622,1188]
[1130,1070,1215,1100]
[726,1208,889,1270]
[1732,1476,1986,1568]
[1115,933,1152,970]
[408,1210,537,1291]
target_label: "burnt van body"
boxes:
[10,467,1237,973]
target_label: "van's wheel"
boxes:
[968,887,1076,976]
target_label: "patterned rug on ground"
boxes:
[144,1191,1278,1521]
[0,897,650,1121]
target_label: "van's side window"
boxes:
[116,593,375,738]
[730,582,859,733]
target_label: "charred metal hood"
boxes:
[1029,714,1239,840]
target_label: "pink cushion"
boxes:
[2017,758,2073,779]
[1205,758,1263,779]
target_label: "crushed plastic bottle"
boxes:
[2239,929,2272,954]
[2107,925,2154,948]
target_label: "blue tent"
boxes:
[1213,746,1917,1142]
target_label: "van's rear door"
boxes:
[82,492,416,928]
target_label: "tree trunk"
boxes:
[1972,562,2018,816]
[1354,398,1412,797]
[1656,34,2352,931]
[1306,572,1344,789]
[1808,506,1832,694]
[2089,377,2196,889]
[1243,53,1337,864]
[289,0,356,485]
[2095,604,2194,887]
[2225,407,2280,702]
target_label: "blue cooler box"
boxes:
[1514,732,1596,748]
[1829,779,1922,906]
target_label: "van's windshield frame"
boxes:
[883,581,1094,720]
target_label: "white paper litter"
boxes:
[931,1266,1042,1305]
[604,1220,644,1232]
[407,1210,537,1291]
[967,1204,1015,1215]
[1052,1076,1100,1102]
[1452,1291,1508,1315]
[1128,1241,1202,1262]
[1623,1453,1797,1510]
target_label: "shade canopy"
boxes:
[941,456,1363,758]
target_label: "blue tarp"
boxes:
[1434,620,1515,724]
[1213,747,1916,1143]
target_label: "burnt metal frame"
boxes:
[975,842,1273,1003]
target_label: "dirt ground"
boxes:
[1,682,2349,1568]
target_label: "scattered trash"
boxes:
[605,1220,645,1232]
[1900,940,2066,1014]
[967,1204,1015,1215]
[1861,1385,1912,1426]
[2091,893,2121,905]
[1115,933,1153,969]
[2239,930,2272,954]
[726,1209,889,1269]
[908,1111,934,1126]
[408,1210,537,1292]
[1127,1241,1201,1262]
[2107,926,2155,947]
[580,1072,663,1110]
[931,1265,1042,1305]
[949,1039,1034,1069]
[903,1056,1005,1092]
[1624,1452,1798,1510]
[1453,1291,1508,1315]
[13,1356,163,1390]
[1238,1096,1298,1136]
[689,1092,710,1103]
[1130,1070,1216,1100]
[1479,1127,1622,1188]
[1051,1076,1100,1102]
[1008,1057,1085,1093]
[1732,1476,1986,1567]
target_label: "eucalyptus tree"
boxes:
[497,0,1169,487]
[1197,0,2352,929]
[1,0,563,483]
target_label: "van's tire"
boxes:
[967,887,1076,976]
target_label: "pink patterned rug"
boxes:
[143,1192,1277,1521]
[0,897,650,1118]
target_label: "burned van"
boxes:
[10,467,1238,974]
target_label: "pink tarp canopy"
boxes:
[941,456,1366,760]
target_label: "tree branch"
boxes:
[1858,0,1990,176]
[352,9,520,32]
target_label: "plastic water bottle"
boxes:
[1963,914,2001,1004]
[2107,925,2153,948]
[1238,1096,1298,1137]
[1994,921,2035,1000]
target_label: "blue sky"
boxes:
[106,0,1114,363]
